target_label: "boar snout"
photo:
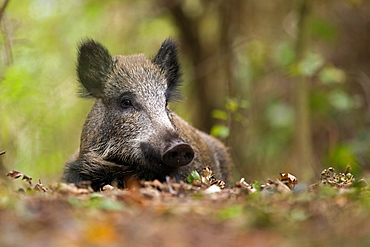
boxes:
[162,142,194,167]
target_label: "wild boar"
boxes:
[63,39,232,190]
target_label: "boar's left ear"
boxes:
[152,39,182,101]
[77,39,113,98]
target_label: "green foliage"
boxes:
[217,204,244,221]
[319,65,346,85]
[252,180,262,191]
[211,98,248,139]
[274,42,295,68]
[210,125,230,139]
[289,52,325,77]
[211,110,228,121]
[309,16,338,42]
[328,89,360,112]
[68,193,125,210]
[187,170,201,184]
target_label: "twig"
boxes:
[0,0,13,74]
[0,0,10,23]
[0,151,5,155]
[165,176,177,195]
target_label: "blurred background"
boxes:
[0,0,369,184]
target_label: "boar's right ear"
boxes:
[77,39,112,98]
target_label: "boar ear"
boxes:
[77,39,112,98]
[152,39,182,101]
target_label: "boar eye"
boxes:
[120,98,132,108]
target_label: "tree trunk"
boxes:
[291,0,316,181]
[0,0,10,179]
[160,0,242,132]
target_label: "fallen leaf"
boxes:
[6,170,33,185]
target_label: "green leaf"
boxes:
[274,42,295,68]
[225,99,239,112]
[187,170,201,184]
[218,205,244,220]
[252,181,261,191]
[239,99,250,109]
[298,53,324,76]
[211,110,228,120]
[319,65,346,84]
[328,90,354,111]
[210,125,230,139]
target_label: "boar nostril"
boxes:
[162,143,194,167]
[169,152,178,159]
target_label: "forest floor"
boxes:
[1,166,370,247]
